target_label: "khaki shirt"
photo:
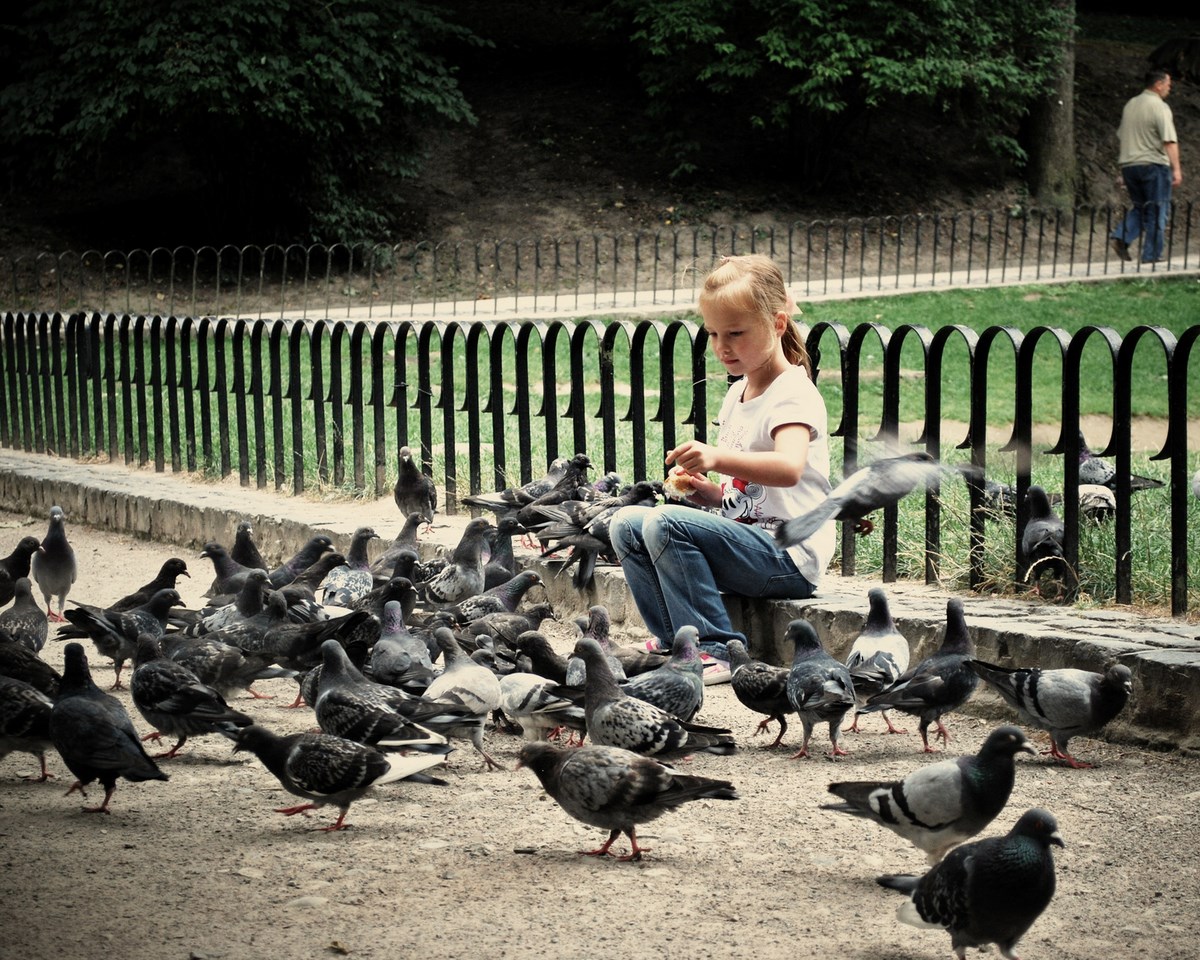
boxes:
[1118,89,1178,167]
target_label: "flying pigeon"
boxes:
[1022,485,1073,597]
[0,674,55,781]
[61,588,183,689]
[49,643,168,813]
[784,619,856,759]
[319,526,381,607]
[967,660,1133,768]
[0,577,48,653]
[622,624,705,722]
[518,741,738,861]
[776,452,949,545]
[1076,430,1164,491]
[574,637,735,759]
[394,445,438,524]
[232,722,446,831]
[823,725,1035,863]
[860,598,979,752]
[877,807,1063,960]
[0,536,42,608]
[31,505,76,621]
[130,634,254,759]
[420,518,494,607]
[230,519,268,572]
[726,638,794,747]
[843,587,910,735]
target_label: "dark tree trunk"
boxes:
[1025,1,1077,210]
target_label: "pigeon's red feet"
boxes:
[842,713,862,734]
[882,712,908,735]
[274,803,317,817]
[249,686,276,701]
[580,829,620,858]
[22,759,55,783]
[1045,744,1093,769]
[141,731,163,743]
[284,691,305,708]
[318,811,351,831]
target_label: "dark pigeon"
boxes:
[967,659,1133,768]
[186,569,270,636]
[232,722,446,831]
[861,598,979,752]
[200,541,263,598]
[726,638,794,748]
[776,453,949,545]
[31,505,76,621]
[482,515,523,590]
[0,631,61,697]
[824,725,1035,863]
[163,634,296,701]
[347,575,419,624]
[518,741,738,862]
[0,536,42,608]
[268,535,335,590]
[0,674,55,781]
[622,624,705,722]
[513,630,570,685]
[394,445,438,524]
[230,519,268,573]
[130,634,253,759]
[319,527,381,607]
[109,558,191,613]
[877,808,1062,960]
[61,587,183,689]
[461,453,592,522]
[371,514,424,582]
[1077,429,1164,491]
[283,551,347,603]
[1022,485,1074,597]
[49,643,168,813]
[421,518,493,607]
[565,605,627,685]
[0,577,48,652]
[844,587,911,735]
[784,619,856,759]
[465,602,558,651]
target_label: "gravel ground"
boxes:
[1,512,1198,960]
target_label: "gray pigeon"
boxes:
[844,587,910,735]
[0,577,48,652]
[368,600,434,688]
[319,527,380,607]
[574,637,735,759]
[49,642,168,813]
[0,674,55,781]
[726,639,794,747]
[776,453,948,545]
[450,569,544,624]
[1076,430,1164,491]
[163,633,297,701]
[130,634,254,759]
[823,725,1035,863]
[622,624,705,722]
[0,632,61,697]
[31,505,76,622]
[518,741,739,862]
[422,627,504,769]
[784,619,856,759]
[61,587,183,689]
[1022,485,1073,597]
[498,673,586,742]
[565,605,627,685]
[421,518,493,607]
[394,446,438,524]
[232,722,446,831]
[461,453,592,522]
[861,598,979,752]
[967,660,1133,768]
[371,514,424,581]
[0,536,42,608]
[877,807,1063,960]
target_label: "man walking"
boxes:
[1110,68,1182,265]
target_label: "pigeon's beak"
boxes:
[1049,831,1065,849]
[1018,741,1036,756]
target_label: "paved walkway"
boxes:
[0,447,1197,753]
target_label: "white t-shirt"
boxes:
[715,364,836,587]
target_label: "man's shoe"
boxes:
[1110,236,1131,261]
[700,653,732,685]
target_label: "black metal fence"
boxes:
[2,204,1198,319]
[1,309,1196,615]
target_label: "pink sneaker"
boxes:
[644,638,665,653]
[699,653,731,685]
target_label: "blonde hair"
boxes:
[697,254,811,375]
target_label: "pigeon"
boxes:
[465,603,558,650]
[966,660,1133,768]
[844,587,910,735]
[1076,429,1164,491]
[451,570,544,624]
[368,600,435,688]
[283,550,347,602]
[268,535,335,590]
[319,527,381,607]
[61,587,183,689]
[877,807,1063,960]
[200,541,264,598]
[230,519,268,572]
[49,643,168,812]
[0,674,55,781]
[371,514,425,582]
[0,631,61,697]
[513,629,570,684]
[185,568,270,636]
[109,557,191,612]
[31,505,76,621]
[726,639,794,747]
[232,723,446,831]
[394,445,438,524]
[461,453,592,521]
[784,619,857,759]
[565,605,627,685]
[421,518,493,607]
[1022,485,1073,596]
[163,634,297,701]
[0,577,48,652]
[482,515,523,589]
[498,673,586,742]
[622,624,705,722]
[574,637,735,759]
[776,452,948,545]
[823,725,1035,863]
[861,598,979,752]
[130,634,254,759]
[518,741,738,861]
[0,536,42,607]
[422,627,504,768]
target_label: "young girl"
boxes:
[609,255,835,682]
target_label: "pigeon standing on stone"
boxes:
[49,643,168,812]
[622,624,705,722]
[0,578,48,652]
[61,588,183,689]
[518,741,739,862]
[394,446,438,525]
[1076,429,1164,491]
[0,536,42,608]
[1022,485,1073,597]
[784,619,856,759]
[967,660,1133,768]
[844,587,910,735]
[877,807,1063,960]
[0,674,56,781]
[232,722,446,831]
[861,598,979,752]
[319,527,381,607]
[421,518,493,607]
[823,725,1034,863]
[461,453,592,523]
[31,506,76,622]
[726,638,794,747]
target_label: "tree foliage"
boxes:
[594,0,1074,181]
[0,0,485,241]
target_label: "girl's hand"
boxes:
[666,440,719,475]
[664,467,723,508]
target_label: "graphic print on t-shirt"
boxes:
[722,476,766,523]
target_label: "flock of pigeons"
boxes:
[0,434,1172,960]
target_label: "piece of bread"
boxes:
[662,471,696,500]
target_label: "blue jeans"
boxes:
[610,504,816,659]
[1113,164,1172,262]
